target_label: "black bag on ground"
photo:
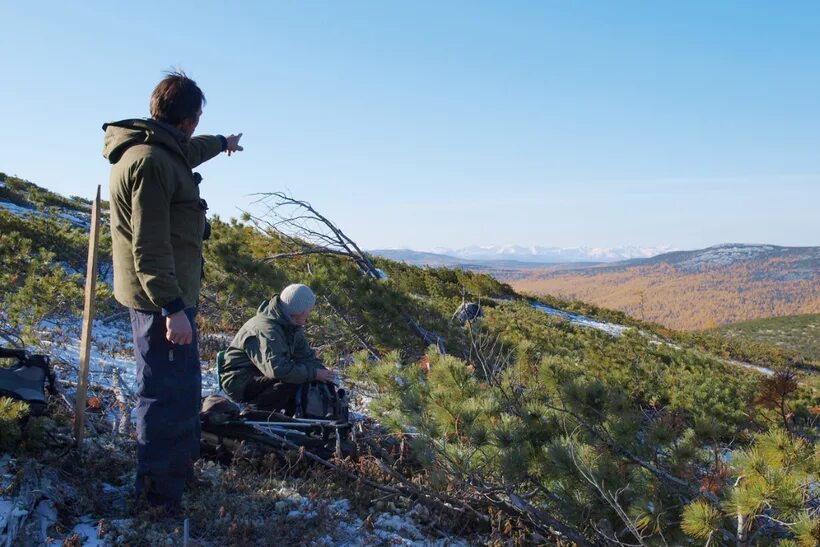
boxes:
[0,347,57,415]
[200,394,241,426]
[294,382,349,422]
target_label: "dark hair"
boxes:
[149,70,206,126]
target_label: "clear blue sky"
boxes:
[1,1,818,250]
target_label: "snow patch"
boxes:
[0,456,17,542]
[0,499,16,539]
[678,244,780,270]
[70,517,105,547]
[533,303,629,337]
[0,199,91,229]
[38,315,219,396]
[0,200,39,217]
[373,512,426,541]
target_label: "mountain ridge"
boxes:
[372,243,676,264]
[508,243,819,330]
[370,242,818,273]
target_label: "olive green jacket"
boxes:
[102,118,224,314]
[220,296,325,402]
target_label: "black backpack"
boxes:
[0,347,57,416]
[294,382,349,423]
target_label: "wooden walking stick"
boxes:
[74,185,102,447]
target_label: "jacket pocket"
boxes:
[170,198,207,247]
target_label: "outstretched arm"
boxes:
[183,132,244,167]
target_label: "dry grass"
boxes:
[1,401,483,546]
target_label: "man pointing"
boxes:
[102,70,243,511]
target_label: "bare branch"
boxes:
[246,191,446,352]
[322,296,381,359]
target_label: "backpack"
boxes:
[0,347,57,416]
[200,394,241,426]
[294,382,349,423]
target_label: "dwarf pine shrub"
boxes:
[0,397,30,452]
[350,331,817,544]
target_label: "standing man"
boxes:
[102,71,243,511]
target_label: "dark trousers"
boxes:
[243,375,299,415]
[129,307,201,508]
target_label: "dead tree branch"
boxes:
[247,192,446,353]
[322,296,381,359]
[247,192,380,279]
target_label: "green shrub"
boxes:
[0,397,30,452]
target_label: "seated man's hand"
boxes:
[315,369,338,385]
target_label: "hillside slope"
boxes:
[507,243,820,330]
[714,313,820,364]
[1,173,817,546]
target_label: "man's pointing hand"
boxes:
[225,133,244,156]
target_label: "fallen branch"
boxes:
[322,296,381,359]
[248,191,447,353]
[246,192,380,279]
[398,308,446,354]
[240,428,492,532]
[506,492,593,547]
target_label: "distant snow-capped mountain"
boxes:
[425,244,677,263]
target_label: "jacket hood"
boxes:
[257,295,295,328]
[101,118,187,164]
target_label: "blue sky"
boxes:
[1,1,818,250]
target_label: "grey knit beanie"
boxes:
[279,284,316,316]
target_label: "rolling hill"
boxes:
[506,243,820,330]
[714,313,820,364]
[1,172,818,546]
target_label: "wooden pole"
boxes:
[74,185,101,447]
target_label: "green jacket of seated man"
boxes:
[220,287,330,403]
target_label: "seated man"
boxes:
[219,284,336,414]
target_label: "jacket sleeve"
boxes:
[182,135,224,168]
[292,330,326,374]
[243,334,317,384]
[130,158,183,311]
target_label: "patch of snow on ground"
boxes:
[58,209,91,229]
[307,496,465,546]
[0,500,17,543]
[725,358,775,377]
[0,457,15,542]
[70,517,105,547]
[0,454,30,547]
[373,512,426,541]
[0,455,13,490]
[535,304,786,377]
[45,317,138,389]
[533,303,629,336]
[0,198,91,229]
[0,200,39,217]
[40,315,219,395]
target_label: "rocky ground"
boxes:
[0,318,476,546]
